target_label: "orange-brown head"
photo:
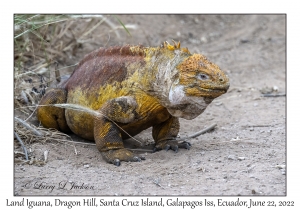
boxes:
[178,54,229,98]
[167,53,230,119]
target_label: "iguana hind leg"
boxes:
[153,116,191,152]
[37,88,71,133]
[94,96,145,166]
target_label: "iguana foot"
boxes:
[153,140,191,153]
[101,148,145,166]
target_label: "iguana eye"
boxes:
[197,73,209,80]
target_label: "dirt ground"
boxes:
[14,14,286,196]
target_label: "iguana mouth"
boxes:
[201,88,226,94]
[185,86,227,99]
[199,85,229,93]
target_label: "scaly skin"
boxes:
[37,41,230,166]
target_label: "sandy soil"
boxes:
[14,14,286,196]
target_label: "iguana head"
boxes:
[167,52,230,120]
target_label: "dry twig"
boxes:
[261,93,286,97]
[15,117,43,136]
[14,132,29,161]
[184,123,217,139]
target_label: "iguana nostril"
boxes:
[219,78,223,82]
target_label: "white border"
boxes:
[2,0,298,209]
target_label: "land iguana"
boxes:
[37,41,230,166]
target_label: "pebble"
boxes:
[200,36,207,43]
[237,157,246,160]
[84,164,89,168]
[275,165,286,169]
[215,101,223,106]
[227,155,235,160]
[240,39,250,43]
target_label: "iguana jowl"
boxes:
[37,41,230,166]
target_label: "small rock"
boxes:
[197,168,206,172]
[280,169,286,175]
[84,164,89,168]
[240,39,250,43]
[215,101,223,106]
[227,155,235,160]
[275,165,286,169]
[200,36,207,43]
[273,86,279,92]
[249,127,254,131]
[238,157,246,160]
[253,103,258,107]
[260,87,273,94]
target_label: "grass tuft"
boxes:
[14,14,134,161]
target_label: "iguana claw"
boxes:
[154,139,191,153]
[113,159,121,166]
[178,141,192,150]
[102,149,145,166]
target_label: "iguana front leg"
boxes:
[152,116,191,152]
[94,96,145,166]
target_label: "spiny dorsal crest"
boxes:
[160,40,190,54]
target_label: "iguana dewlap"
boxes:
[37,41,229,166]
